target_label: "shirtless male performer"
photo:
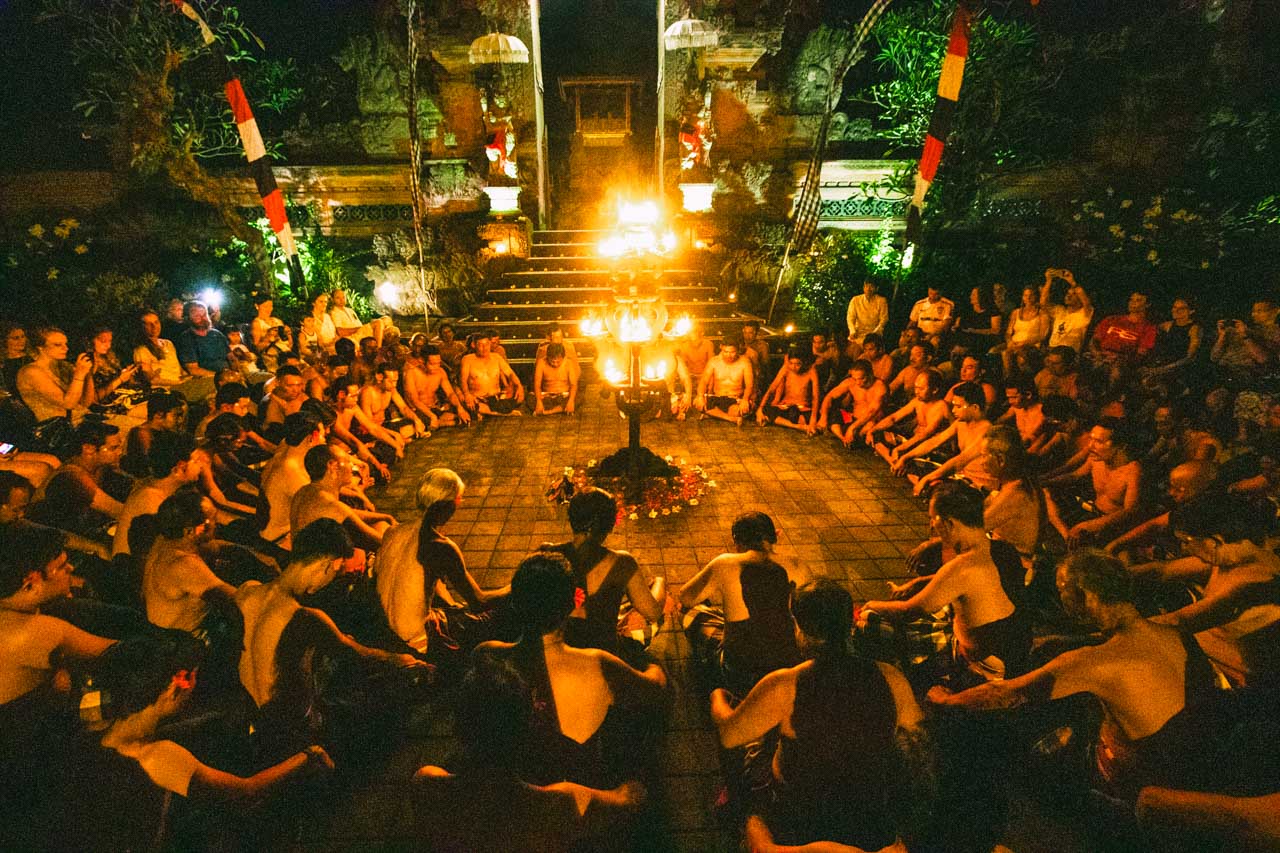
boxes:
[376,468,510,663]
[676,325,716,393]
[112,432,205,557]
[1045,416,1144,548]
[142,487,237,635]
[291,445,396,550]
[360,366,429,439]
[755,349,819,434]
[403,345,470,429]
[862,482,1029,679]
[864,368,950,467]
[259,412,326,552]
[532,343,578,415]
[818,359,887,447]
[696,337,754,425]
[235,519,424,753]
[901,381,993,493]
[335,380,405,460]
[459,334,524,417]
[262,365,307,433]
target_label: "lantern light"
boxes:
[198,287,224,312]
[375,281,400,308]
[784,323,795,334]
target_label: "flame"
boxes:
[618,200,660,226]
[618,309,653,343]
[784,323,795,334]
[492,240,509,255]
[598,235,627,258]
[602,359,627,385]
[641,359,668,381]
[579,315,607,337]
[668,315,693,338]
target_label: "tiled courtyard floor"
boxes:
[298,380,1086,852]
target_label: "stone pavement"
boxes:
[298,382,1085,852]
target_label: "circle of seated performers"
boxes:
[0,272,1278,852]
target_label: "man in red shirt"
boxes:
[1087,291,1157,386]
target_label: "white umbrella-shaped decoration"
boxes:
[663,17,718,50]
[468,32,530,65]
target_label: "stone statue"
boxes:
[481,87,518,183]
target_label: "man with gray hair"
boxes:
[376,468,510,664]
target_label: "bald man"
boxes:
[1106,460,1217,563]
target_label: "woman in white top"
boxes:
[1041,268,1094,352]
[309,292,338,351]
[999,286,1049,376]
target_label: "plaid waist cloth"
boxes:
[856,607,952,667]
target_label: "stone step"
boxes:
[532,228,609,244]
[503,268,705,286]
[484,285,720,305]
[471,301,746,323]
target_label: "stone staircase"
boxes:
[457,229,763,381]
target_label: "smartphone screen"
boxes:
[0,443,15,458]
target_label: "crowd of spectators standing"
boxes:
[0,268,1278,852]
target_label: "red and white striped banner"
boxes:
[905,2,973,245]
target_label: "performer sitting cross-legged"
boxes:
[695,337,754,425]
[755,347,820,435]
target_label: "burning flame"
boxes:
[618,309,654,343]
[661,231,678,252]
[579,316,607,337]
[602,359,627,385]
[641,359,668,382]
[618,200,660,226]
[668,315,693,338]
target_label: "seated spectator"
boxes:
[235,519,424,756]
[1086,291,1158,385]
[533,343,579,415]
[259,412,325,551]
[680,511,808,693]
[1042,268,1093,354]
[132,308,207,402]
[1153,495,1280,688]
[1035,345,1080,401]
[1212,297,1280,382]
[906,381,993,493]
[711,581,923,851]
[539,488,665,658]
[32,421,126,522]
[122,391,187,478]
[113,432,205,558]
[360,365,428,439]
[908,285,956,348]
[412,656,647,853]
[84,323,142,406]
[845,278,889,351]
[863,482,1030,680]
[307,292,337,353]
[328,287,388,347]
[817,359,887,447]
[999,285,1050,376]
[1046,416,1146,548]
[756,348,819,434]
[291,445,395,550]
[1,321,31,396]
[858,332,895,384]
[866,369,950,467]
[459,334,525,418]
[957,284,1004,353]
[16,325,96,422]
[1141,296,1204,388]
[249,295,292,364]
[696,337,754,425]
[142,487,236,634]
[475,551,667,788]
[888,342,933,401]
[376,468,509,662]
[997,375,1045,446]
[175,300,231,379]
[928,550,1224,803]
[403,345,470,427]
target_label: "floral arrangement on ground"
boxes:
[545,457,715,522]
